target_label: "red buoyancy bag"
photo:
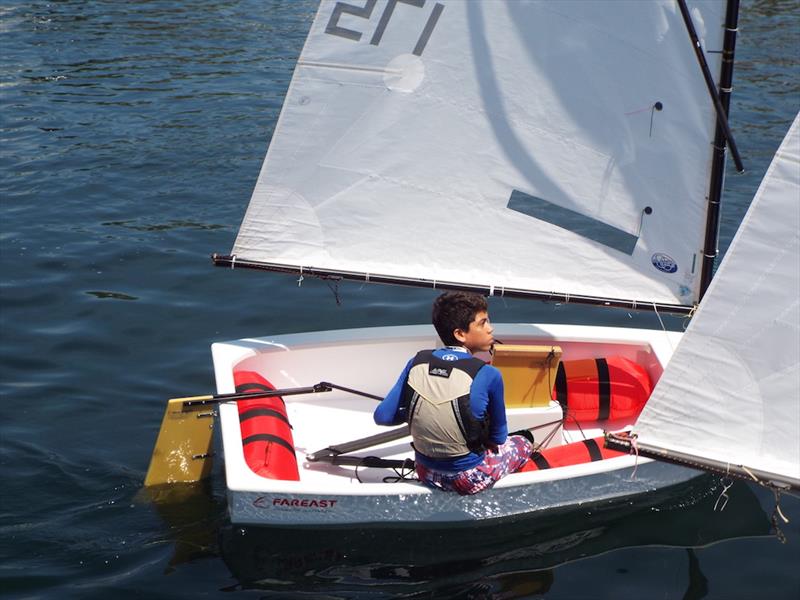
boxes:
[233,370,300,481]
[519,436,627,472]
[552,356,652,421]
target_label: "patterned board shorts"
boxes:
[415,435,534,495]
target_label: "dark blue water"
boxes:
[2,1,798,598]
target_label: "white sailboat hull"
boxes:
[212,323,701,527]
[227,459,699,527]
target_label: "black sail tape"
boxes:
[595,358,611,420]
[583,438,603,462]
[532,453,551,469]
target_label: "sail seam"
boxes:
[299,60,402,75]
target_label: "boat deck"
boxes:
[215,323,681,494]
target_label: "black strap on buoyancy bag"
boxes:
[595,358,612,421]
[531,452,551,469]
[553,358,612,421]
[583,437,604,462]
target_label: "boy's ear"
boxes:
[453,328,467,343]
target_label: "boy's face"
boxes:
[454,311,494,353]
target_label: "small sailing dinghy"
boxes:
[145,1,799,527]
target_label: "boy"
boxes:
[374,291,533,495]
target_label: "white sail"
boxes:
[632,114,800,486]
[232,0,727,306]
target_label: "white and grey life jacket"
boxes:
[397,350,489,459]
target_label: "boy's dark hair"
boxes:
[432,291,488,346]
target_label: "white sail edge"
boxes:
[628,113,800,490]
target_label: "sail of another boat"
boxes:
[216,0,735,312]
[629,114,800,491]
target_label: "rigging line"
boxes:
[564,412,587,443]
[629,434,640,481]
[534,421,562,454]
[358,272,371,291]
[326,279,342,306]
[714,476,734,512]
[383,460,417,483]
[773,490,790,524]
[772,488,789,544]
[624,104,654,116]
[652,302,677,353]
[649,104,656,137]
[741,464,760,483]
[682,305,697,330]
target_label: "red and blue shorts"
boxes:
[415,435,533,495]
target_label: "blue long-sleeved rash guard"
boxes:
[374,347,508,471]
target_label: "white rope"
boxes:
[774,491,790,524]
[653,302,666,331]
[682,304,698,331]
[714,473,734,512]
[297,266,304,287]
[653,302,678,352]
[741,465,760,483]
[629,434,640,480]
[489,284,495,297]
[230,255,236,270]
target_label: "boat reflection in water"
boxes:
[216,474,770,596]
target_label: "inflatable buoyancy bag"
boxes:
[552,356,652,421]
[234,370,300,481]
[519,436,627,472]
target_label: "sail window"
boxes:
[507,190,640,255]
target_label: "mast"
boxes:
[698,0,741,300]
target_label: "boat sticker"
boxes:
[255,496,338,509]
[651,253,678,273]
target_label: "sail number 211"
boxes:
[325,0,445,56]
